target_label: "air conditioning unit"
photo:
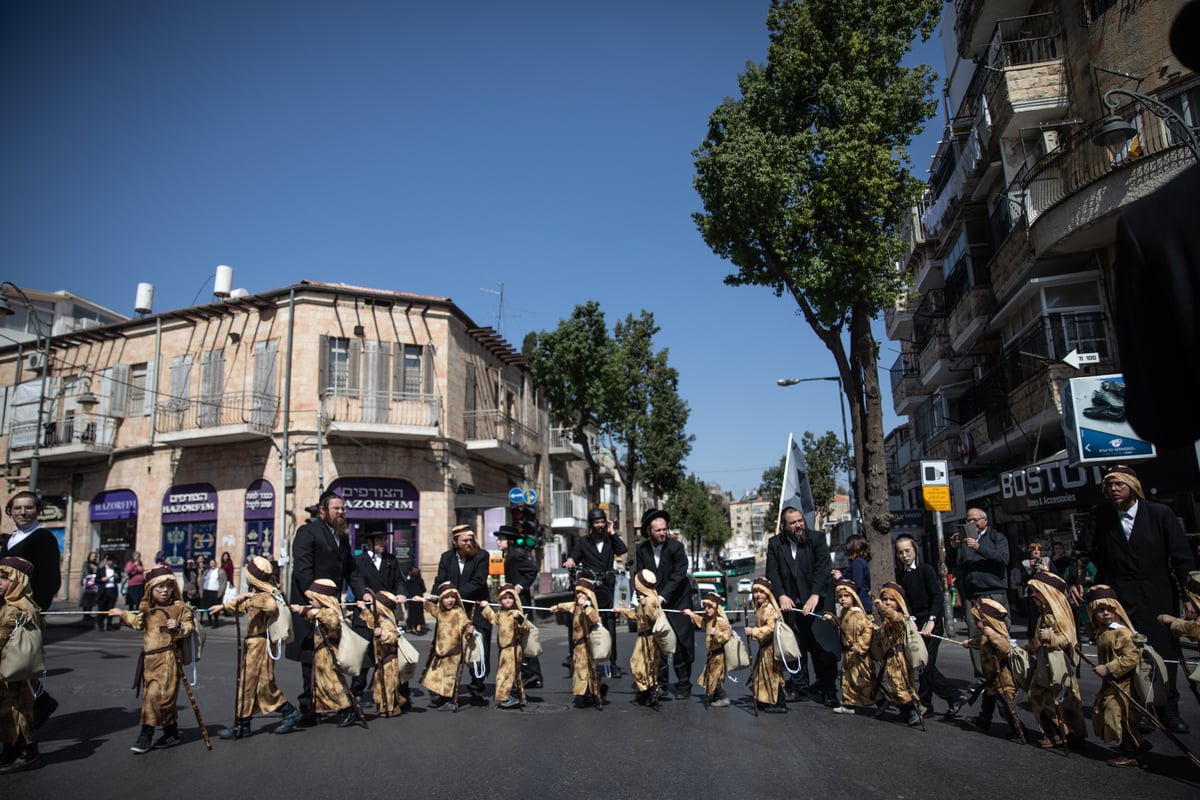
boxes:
[27,352,46,371]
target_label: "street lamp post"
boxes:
[1092,87,1200,164]
[776,375,856,535]
[0,282,52,494]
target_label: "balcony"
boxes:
[918,332,955,387]
[1022,100,1197,258]
[897,199,932,273]
[944,254,995,352]
[988,210,1034,302]
[8,414,118,462]
[155,390,279,446]
[1000,312,1114,391]
[464,409,538,465]
[983,15,1070,139]
[551,489,588,530]
[322,389,441,442]
[884,293,916,341]
[954,0,1032,59]
[548,426,586,461]
[889,353,928,415]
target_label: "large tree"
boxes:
[694,0,940,582]
[665,473,732,569]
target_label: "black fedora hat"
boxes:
[640,508,670,531]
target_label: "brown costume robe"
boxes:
[1093,622,1143,746]
[0,593,41,746]
[549,600,602,698]
[361,605,405,716]
[746,601,783,705]
[117,601,195,726]
[970,625,1017,702]
[1024,609,1085,742]
[299,606,346,714]
[421,598,470,699]
[690,611,732,696]
[617,595,664,693]
[836,606,879,707]
[479,603,528,702]
[876,603,917,705]
[221,592,287,717]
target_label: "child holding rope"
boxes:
[420,581,474,710]
[478,584,529,709]
[683,589,733,708]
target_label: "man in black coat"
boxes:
[1076,465,1196,733]
[349,529,403,700]
[435,524,492,701]
[3,490,64,728]
[401,566,427,634]
[564,507,627,676]
[634,508,694,700]
[286,491,356,722]
[497,525,543,688]
[895,534,967,718]
[765,505,836,705]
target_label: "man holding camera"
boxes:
[946,507,1010,678]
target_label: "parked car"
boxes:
[736,577,753,594]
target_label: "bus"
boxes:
[719,551,756,578]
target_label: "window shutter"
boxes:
[253,340,279,427]
[143,360,156,416]
[318,335,329,396]
[169,355,192,411]
[108,364,130,419]
[347,340,361,392]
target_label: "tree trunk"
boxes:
[848,304,894,588]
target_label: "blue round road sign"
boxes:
[524,489,538,506]
[508,487,525,505]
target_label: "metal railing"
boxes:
[552,490,588,522]
[155,390,280,435]
[9,414,118,451]
[1001,312,1111,387]
[321,389,441,428]
[985,14,1058,69]
[889,353,921,393]
[464,408,538,453]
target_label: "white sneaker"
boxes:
[832,705,856,715]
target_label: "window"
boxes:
[328,337,351,390]
[129,364,148,416]
[401,344,423,394]
[166,355,193,412]
[1165,83,1200,147]
[199,349,224,427]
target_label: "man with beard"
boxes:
[564,507,627,677]
[286,491,356,724]
[435,524,492,702]
[496,525,544,689]
[635,508,694,700]
[765,505,837,705]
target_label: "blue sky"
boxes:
[1,1,949,499]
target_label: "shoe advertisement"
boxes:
[1061,374,1156,464]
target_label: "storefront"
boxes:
[329,477,419,568]
[160,483,218,570]
[244,478,276,561]
[999,455,1108,550]
[90,489,138,560]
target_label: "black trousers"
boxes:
[784,611,837,696]
[657,611,695,691]
[918,625,960,709]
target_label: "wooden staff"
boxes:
[233,600,244,739]
[582,607,603,712]
[177,657,212,750]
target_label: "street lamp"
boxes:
[776,375,856,535]
[0,282,52,493]
[1092,87,1200,163]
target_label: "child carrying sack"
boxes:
[396,632,420,682]
[1132,633,1169,707]
[1009,642,1033,692]
[651,610,677,655]
[336,617,371,677]
[588,623,612,662]
[774,613,802,673]
[267,592,294,647]
[521,621,543,658]
[724,630,751,672]
[902,617,929,671]
[0,610,44,682]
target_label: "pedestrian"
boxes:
[894,535,967,719]
[182,558,202,607]
[220,551,235,585]
[209,556,301,739]
[1085,586,1148,768]
[827,579,878,715]
[616,569,666,706]
[108,565,196,754]
[1050,541,1071,577]
[285,491,355,726]
[548,578,606,709]
[201,557,229,627]
[564,507,627,678]
[843,534,872,614]
[1077,465,1195,734]
[123,551,145,609]
[635,508,695,701]
[289,579,358,728]
[496,525,543,690]
[95,554,121,631]
[478,584,530,709]
[1023,571,1086,749]
[764,505,837,706]
[0,557,44,773]
[401,566,427,635]
[946,507,1011,678]
[744,577,786,714]
[420,581,475,710]
[80,551,100,615]
[357,590,406,718]
[2,491,62,729]
[874,582,922,726]
[434,524,492,702]
[962,598,1026,743]
[1017,541,1050,637]
[682,590,733,708]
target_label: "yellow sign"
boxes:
[489,552,506,576]
[922,485,952,512]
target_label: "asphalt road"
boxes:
[10,609,1200,799]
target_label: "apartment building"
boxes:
[2,280,604,603]
[886,0,1200,551]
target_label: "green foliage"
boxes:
[801,430,849,514]
[757,456,785,535]
[665,474,732,551]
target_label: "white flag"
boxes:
[777,433,816,533]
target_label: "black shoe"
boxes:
[654,687,672,702]
[0,746,43,774]
[761,703,788,714]
[1137,716,1155,734]
[33,691,58,730]
[784,690,807,703]
[610,665,625,678]
[153,730,182,750]
[336,708,359,728]
[945,694,967,720]
[968,715,991,734]
[523,677,543,689]
[131,729,154,754]
[674,688,690,701]
[296,713,321,728]
[429,696,449,709]
[275,705,301,735]
[1165,718,1190,734]
[823,694,840,708]
[218,719,251,740]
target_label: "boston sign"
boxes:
[1000,457,1105,514]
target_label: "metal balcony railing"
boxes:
[1000,312,1112,387]
[464,409,538,452]
[889,353,921,393]
[321,389,441,427]
[552,490,588,522]
[155,390,280,435]
[9,414,118,451]
[985,14,1059,70]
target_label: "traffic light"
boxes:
[508,505,544,548]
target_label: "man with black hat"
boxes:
[496,524,543,688]
[435,524,492,701]
[564,507,628,676]
[1076,465,1196,733]
[348,529,404,703]
[286,490,356,724]
[635,508,694,700]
